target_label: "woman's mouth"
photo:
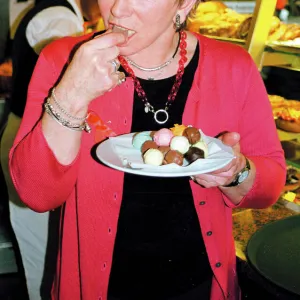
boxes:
[112,25,136,38]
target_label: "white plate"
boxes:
[96,132,235,177]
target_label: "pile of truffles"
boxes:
[132,124,208,166]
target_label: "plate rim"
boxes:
[246,214,300,295]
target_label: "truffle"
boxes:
[143,148,164,166]
[183,127,201,144]
[185,147,205,163]
[132,132,152,150]
[192,141,208,158]
[164,150,184,166]
[141,140,158,154]
[153,128,174,146]
[170,136,190,154]
[158,146,171,156]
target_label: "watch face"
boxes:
[238,170,249,183]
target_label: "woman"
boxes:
[9,0,286,299]
[1,0,101,299]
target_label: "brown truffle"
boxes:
[164,150,184,166]
[141,140,158,154]
[185,147,205,163]
[158,146,171,156]
[183,127,201,144]
[150,131,156,138]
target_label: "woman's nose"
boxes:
[111,0,132,18]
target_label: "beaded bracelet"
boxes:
[44,99,91,133]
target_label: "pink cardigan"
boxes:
[10,33,286,300]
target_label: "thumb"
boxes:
[218,132,240,147]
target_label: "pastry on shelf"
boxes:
[268,95,300,133]
[236,15,281,40]
[268,94,286,109]
[275,107,300,133]
[187,1,248,38]
[279,24,300,41]
[199,23,239,38]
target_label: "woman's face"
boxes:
[98,0,180,55]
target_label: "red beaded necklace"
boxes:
[118,30,187,125]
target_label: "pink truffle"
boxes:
[153,128,174,146]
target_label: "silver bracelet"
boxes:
[44,99,91,133]
[51,87,87,121]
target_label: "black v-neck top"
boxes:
[108,44,212,300]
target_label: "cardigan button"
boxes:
[215,262,222,268]
[206,231,212,236]
[199,201,206,205]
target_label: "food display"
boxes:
[132,125,208,166]
[187,1,300,46]
[269,95,300,133]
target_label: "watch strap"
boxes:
[223,157,251,187]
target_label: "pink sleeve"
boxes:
[9,46,80,213]
[224,56,286,209]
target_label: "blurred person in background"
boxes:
[0,0,10,63]
[0,0,102,299]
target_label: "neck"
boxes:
[127,30,179,69]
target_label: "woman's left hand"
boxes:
[191,132,246,188]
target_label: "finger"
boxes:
[218,132,240,147]
[194,175,227,188]
[209,158,238,175]
[92,32,127,49]
[214,131,229,138]
[110,71,126,88]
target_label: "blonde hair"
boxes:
[179,0,201,17]
[177,0,201,31]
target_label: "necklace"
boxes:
[124,32,181,73]
[119,30,187,125]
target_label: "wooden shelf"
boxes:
[204,35,246,47]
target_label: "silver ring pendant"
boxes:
[154,109,169,124]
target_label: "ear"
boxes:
[177,0,197,19]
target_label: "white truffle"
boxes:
[170,136,190,154]
[143,149,164,166]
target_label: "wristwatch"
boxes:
[224,158,251,187]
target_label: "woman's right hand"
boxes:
[53,31,127,115]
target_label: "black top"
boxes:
[10,0,75,118]
[108,44,212,300]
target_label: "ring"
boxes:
[117,72,126,85]
[111,59,120,73]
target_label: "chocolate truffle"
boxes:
[158,146,171,156]
[141,140,158,154]
[164,150,184,166]
[150,131,156,138]
[183,127,201,144]
[185,147,205,163]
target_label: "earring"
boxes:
[175,14,181,30]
